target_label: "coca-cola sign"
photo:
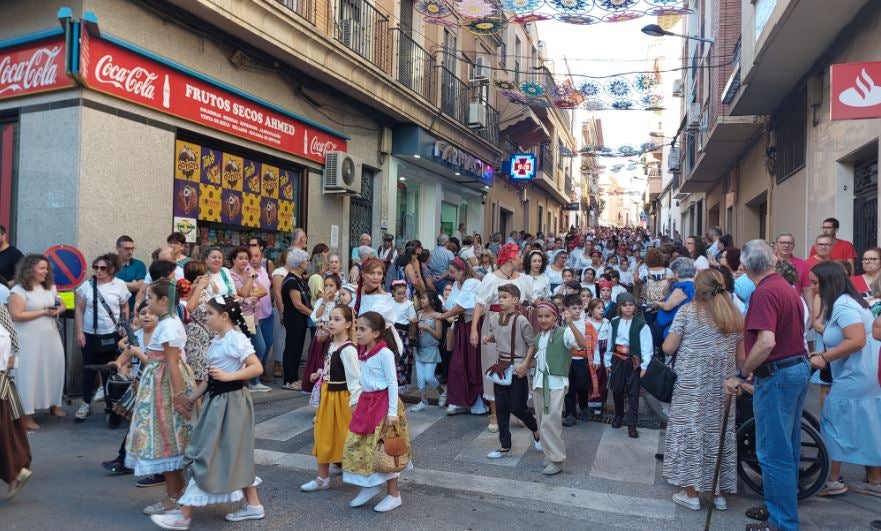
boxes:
[79,30,347,163]
[0,36,74,99]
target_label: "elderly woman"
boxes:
[325,253,346,284]
[308,244,329,306]
[8,254,66,431]
[651,257,696,345]
[545,250,568,293]
[809,261,881,497]
[852,247,881,298]
[74,252,131,421]
[662,269,744,511]
[281,249,312,390]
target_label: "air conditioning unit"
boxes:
[339,19,366,56]
[470,56,490,84]
[323,151,363,194]
[468,102,487,129]
[672,78,683,97]
[686,103,701,130]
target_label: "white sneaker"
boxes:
[150,511,190,530]
[409,401,428,412]
[446,405,467,416]
[93,387,105,403]
[437,389,447,407]
[486,449,511,459]
[672,491,701,510]
[533,438,542,451]
[713,496,728,511]
[250,383,271,393]
[75,402,91,421]
[300,476,331,492]
[349,485,382,508]
[143,499,179,515]
[224,503,265,522]
[373,494,402,513]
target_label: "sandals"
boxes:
[745,506,769,521]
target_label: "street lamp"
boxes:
[641,24,715,44]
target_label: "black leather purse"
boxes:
[641,354,677,403]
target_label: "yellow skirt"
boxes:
[342,399,410,478]
[312,384,352,464]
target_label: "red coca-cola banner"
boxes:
[79,30,347,163]
[0,35,74,100]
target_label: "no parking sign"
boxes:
[45,245,87,291]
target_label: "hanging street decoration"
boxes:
[579,143,662,158]
[417,0,691,28]
[495,73,664,111]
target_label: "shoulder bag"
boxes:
[641,353,677,403]
[92,279,122,353]
[373,423,410,473]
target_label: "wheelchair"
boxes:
[735,393,830,500]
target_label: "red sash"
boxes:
[349,389,390,435]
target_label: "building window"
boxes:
[514,37,522,83]
[755,0,777,42]
[776,89,806,183]
[499,41,506,68]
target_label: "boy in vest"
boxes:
[525,302,586,475]
[605,292,653,438]
[562,294,593,426]
[482,284,540,459]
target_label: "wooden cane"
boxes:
[704,392,734,531]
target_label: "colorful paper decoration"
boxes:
[416,0,454,17]
[597,0,637,10]
[495,80,519,90]
[554,13,599,24]
[603,11,643,22]
[550,0,591,12]
[510,12,553,22]
[454,0,495,19]
[501,0,543,12]
[520,82,545,97]
[464,17,507,34]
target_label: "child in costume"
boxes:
[301,304,361,492]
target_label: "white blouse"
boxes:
[604,318,653,370]
[207,330,253,373]
[359,347,398,416]
[477,272,534,307]
[529,274,551,301]
[444,278,480,320]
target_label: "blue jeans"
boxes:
[259,316,274,360]
[753,358,810,531]
[415,361,440,393]
[249,321,268,385]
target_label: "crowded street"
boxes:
[2,0,881,530]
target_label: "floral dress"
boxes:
[183,288,213,381]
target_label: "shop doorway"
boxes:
[499,207,513,238]
[440,201,457,236]
[0,122,17,240]
[853,160,878,270]
[350,168,374,248]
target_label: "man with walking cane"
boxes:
[725,240,810,531]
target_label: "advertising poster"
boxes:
[198,184,222,222]
[173,179,199,217]
[242,193,261,228]
[173,217,198,242]
[174,140,200,181]
[220,189,243,225]
[221,153,244,192]
[243,158,262,195]
[278,200,294,232]
[261,197,279,231]
[262,164,280,199]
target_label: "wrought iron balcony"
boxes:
[274,0,316,24]
[393,29,436,102]
[334,0,391,73]
[476,98,500,145]
[439,66,468,125]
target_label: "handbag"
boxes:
[93,279,123,353]
[309,370,323,408]
[640,354,677,403]
[484,314,519,386]
[373,423,410,473]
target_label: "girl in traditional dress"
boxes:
[301,274,341,394]
[301,304,361,492]
[0,302,31,499]
[151,295,265,529]
[342,311,411,513]
[126,280,196,517]
[390,280,416,389]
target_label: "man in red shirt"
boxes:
[726,240,809,531]
[774,233,808,292]
[808,217,857,269]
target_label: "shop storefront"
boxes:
[391,126,492,244]
[0,13,357,261]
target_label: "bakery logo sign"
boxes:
[831,61,881,121]
[0,36,74,99]
[79,30,347,163]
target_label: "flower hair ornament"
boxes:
[497,243,520,266]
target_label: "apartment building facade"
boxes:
[674,0,879,258]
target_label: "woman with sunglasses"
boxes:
[73,253,131,422]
